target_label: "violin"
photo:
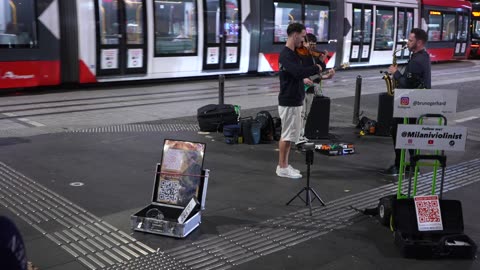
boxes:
[295,47,326,58]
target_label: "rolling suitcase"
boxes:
[393,198,477,259]
[391,154,477,259]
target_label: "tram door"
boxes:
[95,0,147,76]
[203,0,241,70]
[350,5,373,63]
[395,8,414,61]
[454,12,469,57]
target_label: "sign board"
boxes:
[393,89,458,119]
[127,49,143,68]
[101,49,118,69]
[414,195,443,231]
[396,124,467,151]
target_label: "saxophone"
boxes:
[382,45,407,96]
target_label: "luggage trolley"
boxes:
[376,114,477,259]
[377,114,446,227]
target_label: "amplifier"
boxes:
[376,93,393,136]
[305,96,330,139]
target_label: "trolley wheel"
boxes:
[377,195,395,226]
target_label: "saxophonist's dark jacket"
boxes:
[393,49,431,89]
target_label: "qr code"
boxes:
[158,180,180,203]
[416,200,441,223]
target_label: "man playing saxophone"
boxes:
[380,28,431,176]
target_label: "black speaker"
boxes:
[305,96,330,139]
[376,93,394,136]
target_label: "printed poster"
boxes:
[361,45,369,58]
[127,49,143,68]
[396,45,403,56]
[414,195,443,231]
[207,47,219,64]
[351,45,359,59]
[157,140,205,206]
[225,46,237,64]
[101,49,118,69]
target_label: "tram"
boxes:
[421,0,471,61]
[0,0,472,90]
[470,1,480,57]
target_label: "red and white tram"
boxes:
[0,0,472,90]
[469,1,480,58]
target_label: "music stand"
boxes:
[286,143,326,216]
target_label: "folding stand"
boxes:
[286,143,326,216]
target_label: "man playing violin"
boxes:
[296,33,335,145]
[276,23,324,179]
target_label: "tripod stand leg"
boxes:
[307,190,313,216]
[305,188,311,206]
[310,188,326,206]
[286,188,307,206]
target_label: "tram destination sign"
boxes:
[393,89,458,119]
[396,124,467,151]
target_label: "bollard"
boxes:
[218,74,225,105]
[352,75,362,125]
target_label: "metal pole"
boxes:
[352,75,362,125]
[219,74,225,105]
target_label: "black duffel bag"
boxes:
[197,104,238,132]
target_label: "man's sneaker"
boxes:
[295,137,309,146]
[379,165,399,176]
[288,165,300,174]
[276,166,302,179]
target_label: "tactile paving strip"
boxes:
[68,124,199,133]
[0,162,156,270]
[1,159,480,270]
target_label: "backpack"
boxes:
[255,111,275,142]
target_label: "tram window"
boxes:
[427,12,456,42]
[0,0,37,48]
[363,8,372,43]
[442,13,456,41]
[427,13,442,41]
[304,4,329,43]
[397,10,414,45]
[473,20,480,39]
[225,0,240,44]
[98,0,120,45]
[125,0,144,45]
[273,2,301,43]
[457,14,468,42]
[352,8,362,43]
[154,0,197,56]
[374,8,394,50]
